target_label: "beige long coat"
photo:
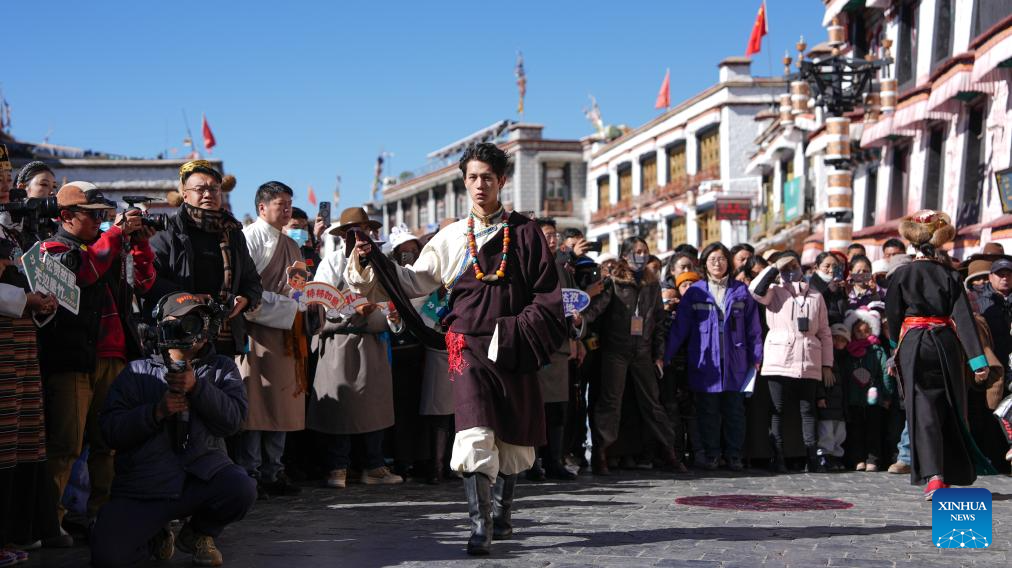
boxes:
[307,309,395,435]
[238,233,307,432]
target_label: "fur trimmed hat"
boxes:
[899,209,955,248]
[844,308,882,337]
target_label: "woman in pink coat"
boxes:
[749,251,834,473]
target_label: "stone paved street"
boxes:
[36,468,1012,567]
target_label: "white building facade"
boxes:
[584,58,787,257]
[376,122,586,236]
[745,0,1011,261]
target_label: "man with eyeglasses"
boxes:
[146,160,262,357]
[37,181,157,534]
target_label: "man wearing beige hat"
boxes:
[37,181,157,534]
[308,207,404,488]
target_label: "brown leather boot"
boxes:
[591,447,610,476]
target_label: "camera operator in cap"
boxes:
[36,181,157,531]
[146,160,262,357]
[90,292,255,568]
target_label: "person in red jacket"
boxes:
[37,181,156,532]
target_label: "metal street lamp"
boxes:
[781,18,893,252]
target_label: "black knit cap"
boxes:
[16,161,54,187]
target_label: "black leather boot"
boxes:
[491,473,518,540]
[807,447,826,473]
[525,457,546,482]
[544,426,577,480]
[771,445,788,474]
[463,473,493,555]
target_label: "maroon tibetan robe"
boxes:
[359,212,566,447]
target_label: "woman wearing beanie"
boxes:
[885,210,993,500]
[665,243,762,471]
[749,250,834,473]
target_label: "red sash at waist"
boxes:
[899,316,955,343]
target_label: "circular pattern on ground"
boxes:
[675,494,854,511]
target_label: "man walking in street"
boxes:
[346,143,566,556]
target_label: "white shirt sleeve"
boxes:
[314,247,347,289]
[244,291,299,329]
[345,239,444,302]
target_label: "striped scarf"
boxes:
[181,204,241,347]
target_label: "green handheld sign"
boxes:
[20,242,81,315]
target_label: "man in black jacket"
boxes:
[90,292,255,568]
[146,160,262,356]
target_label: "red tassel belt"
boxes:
[900,316,955,342]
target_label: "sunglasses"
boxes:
[72,208,110,222]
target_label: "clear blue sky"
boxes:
[7,1,828,218]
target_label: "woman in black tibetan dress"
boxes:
[885,210,994,500]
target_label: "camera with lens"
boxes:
[573,257,602,289]
[0,188,59,225]
[141,297,228,355]
[122,195,169,231]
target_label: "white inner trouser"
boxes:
[450,427,535,479]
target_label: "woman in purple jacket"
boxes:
[665,243,763,471]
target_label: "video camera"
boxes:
[122,195,170,231]
[158,298,227,351]
[139,296,229,356]
[0,188,59,235]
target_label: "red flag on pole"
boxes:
[202,114,216,152]
[654,69,670,110]
[746,1,768,57]
[307,185,317,206]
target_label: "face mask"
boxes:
[286,228,309,247]
[630,253,648,270]
[100,221,113,232]
[781,269,801,283]
[399,251,418,266]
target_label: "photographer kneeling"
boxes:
[90,293,255,568]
